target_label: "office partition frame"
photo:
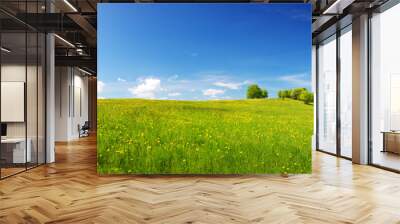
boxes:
[0,1,48,180]
[314,13,353,161]
[315,23,352,161]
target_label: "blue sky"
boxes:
[98,3,311,100]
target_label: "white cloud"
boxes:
[98,81,105,93]
[168,92,181,97]
[203,89,225,97]
[117,77,126,82]
[213,81,248,90]
[98,96,105,99]
[128,78,161,99]
[279,74,310,86]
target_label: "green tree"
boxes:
[290,87,307,100]
[284,90,291,98]
[278,90,288,99]
[299,91,314,104]
[278,90,284,99]
[247,84,268,99]
[261,89,268,98]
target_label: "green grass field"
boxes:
[97,99,313,174]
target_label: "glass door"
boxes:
[370,3,400,171]
[317,35,337,154]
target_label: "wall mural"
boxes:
[97,3,312,174]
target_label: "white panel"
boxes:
[1,82,25,122]
[73,86,82,137]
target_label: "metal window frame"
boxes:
[315,32,339,156]
[367,0,400,173]
[315,0,400,172]
[315,22,353,161]
[336,28,341,157]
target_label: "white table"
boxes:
[1,138,31,163]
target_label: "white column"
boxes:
[352,14,369,164]
[46,32,55,163]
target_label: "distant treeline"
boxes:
[246,85,313,104]
[278,88,313,104]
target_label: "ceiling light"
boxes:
[54,34,75,48]
[323,0,354,15]
[323,1,340,14]
[63,0,78,12]
[1,47,11,53]
[76,48,85,55]
[78,67,93,76]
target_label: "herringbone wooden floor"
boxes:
[1,136,400,224]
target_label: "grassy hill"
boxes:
[97,99,313,174]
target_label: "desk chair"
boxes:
[79,121,90,138]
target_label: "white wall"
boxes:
[1,65,38,138]
[69,72,89,138]
[55,66,70,141]
[1,65,27,144]
[1,63,46,164]
[55,67,89,141]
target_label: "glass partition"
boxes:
[0,1,46,179]
[370,3,400,171]
[0,31,28,177]
[317,35,337,154]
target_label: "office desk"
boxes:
[1,138,31,163]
